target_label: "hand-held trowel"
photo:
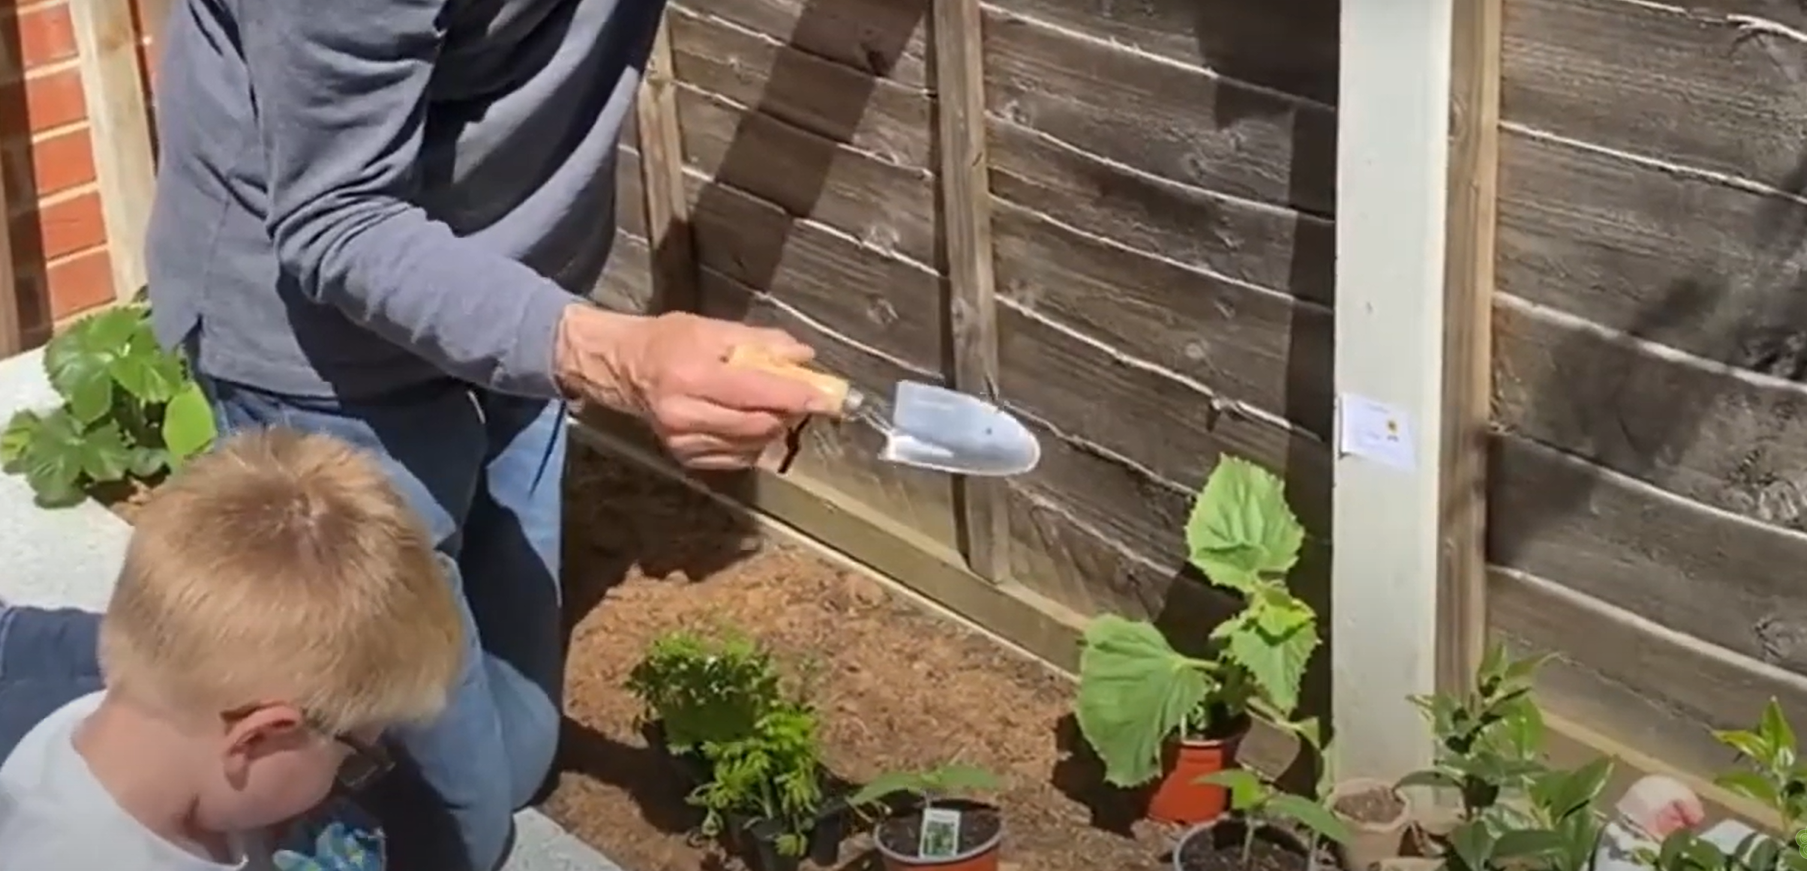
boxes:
[727,345,1042,477]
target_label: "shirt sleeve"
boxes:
[237,0,575,399]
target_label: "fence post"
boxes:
[1330,0,1498,781]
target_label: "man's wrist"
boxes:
[552,303,648,411]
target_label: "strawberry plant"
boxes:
[1,304,214,507]
[1075,456,1321,786]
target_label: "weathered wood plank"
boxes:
[992,200,1332,435]
[677,84,938,267]
[1440,0,1502,693]
[932,0,1007,582]
[989,118,1334,305]
[673,0,930,87]
[616,145,649,239]
[667,5,933,168]
[1496,129,1807,371]
[685,172,943,370]
[72,0,157,301]
[591,230,655,313]
[1493,293,1807,533]
[1502,0,1807,189]
[980,0,1337,105]
[983,7,1334,215]
[635,16,699,313]
[1491,563,1807,788]
[998,298,1330,535]
[1490,433,1807,673]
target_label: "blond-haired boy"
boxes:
[0,427,463,869]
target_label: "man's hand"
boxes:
[554,305,837,469]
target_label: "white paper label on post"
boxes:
[1337,392,1416,472]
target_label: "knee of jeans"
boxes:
[503,691,561,810]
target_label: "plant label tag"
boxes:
[918,807,963,860]
[1335,392,1416,472]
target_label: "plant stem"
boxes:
[1241,819,1256,869]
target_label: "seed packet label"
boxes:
[918,807,963,860]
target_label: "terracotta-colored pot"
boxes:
[874,800,1003,871]
[1146,715,1251,825]
[1328,778,1413,871]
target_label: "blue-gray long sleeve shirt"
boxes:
[146,0,663,400]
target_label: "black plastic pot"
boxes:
[643,720,853,868]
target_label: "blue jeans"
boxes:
[199,375,567,871]
[0,605,104,755]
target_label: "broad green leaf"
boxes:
[847,770,930,808]
[1225,618,1315,715]
[1185,456,1304,593]
[128,446,168,479]
[1492,827,1566,859]
[1715,728,1771,763]
[1447,820,1494,871]
[44,324,116,424]
[76,421,131,484]
[1762,698,1796,765]
[2,410,37,469]
[928,763,1001,795]
[1713,771,1780,813]
[109,329,184,404]
[1530,757,1612,820]
[1193,769,1266,810]
[161,381,216,463]
[16,408,86,506]
[1269,793,1351,844]
[1075,615,1210,786]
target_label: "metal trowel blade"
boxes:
[874,380,1041,477]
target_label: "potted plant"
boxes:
[1645,699,1807,871]
[1174,765,1351,871]
[626,628,847,871]
[1320,741,1413,871]
[1074,456,1322,825]
[846,763,1005,871]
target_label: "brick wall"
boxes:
[2,0,158,347]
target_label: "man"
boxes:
[143,0,829,868]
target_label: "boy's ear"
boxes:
[223,703,307,756]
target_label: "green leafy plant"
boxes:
[1648,699,1807,871]
[1434,757,1614,871]
[626,628,826,858]
[691,702,825,857]
[846,762,1002,816]
[1,304,214,507]
[1195,767,1351,870]
[1398,643,1551,819]
[625,628,784,752]
[1075,456,1322,786]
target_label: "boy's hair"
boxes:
[99,428,462,733]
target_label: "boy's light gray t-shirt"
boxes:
[0,691,268,869]
[146,0,662,400]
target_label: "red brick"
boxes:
[12,189,107,264]
[16,5,78,71]
[1,126,96,198]
[18,67,85,133]
[46,245,114,318]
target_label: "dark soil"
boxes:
[1175,822,1311,871]
[1332,787,1404,824]
[876,802,1003,859]
[544,445,1177,870]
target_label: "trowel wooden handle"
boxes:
[726,345,854,417]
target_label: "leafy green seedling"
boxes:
[625,628,785,752]
[1196,768,1350,870]
[1397,642,1550,820]
[690,703,826,858]
[847,763,1002,814]
[1075,457,1320,786]
[1,305,214,506]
